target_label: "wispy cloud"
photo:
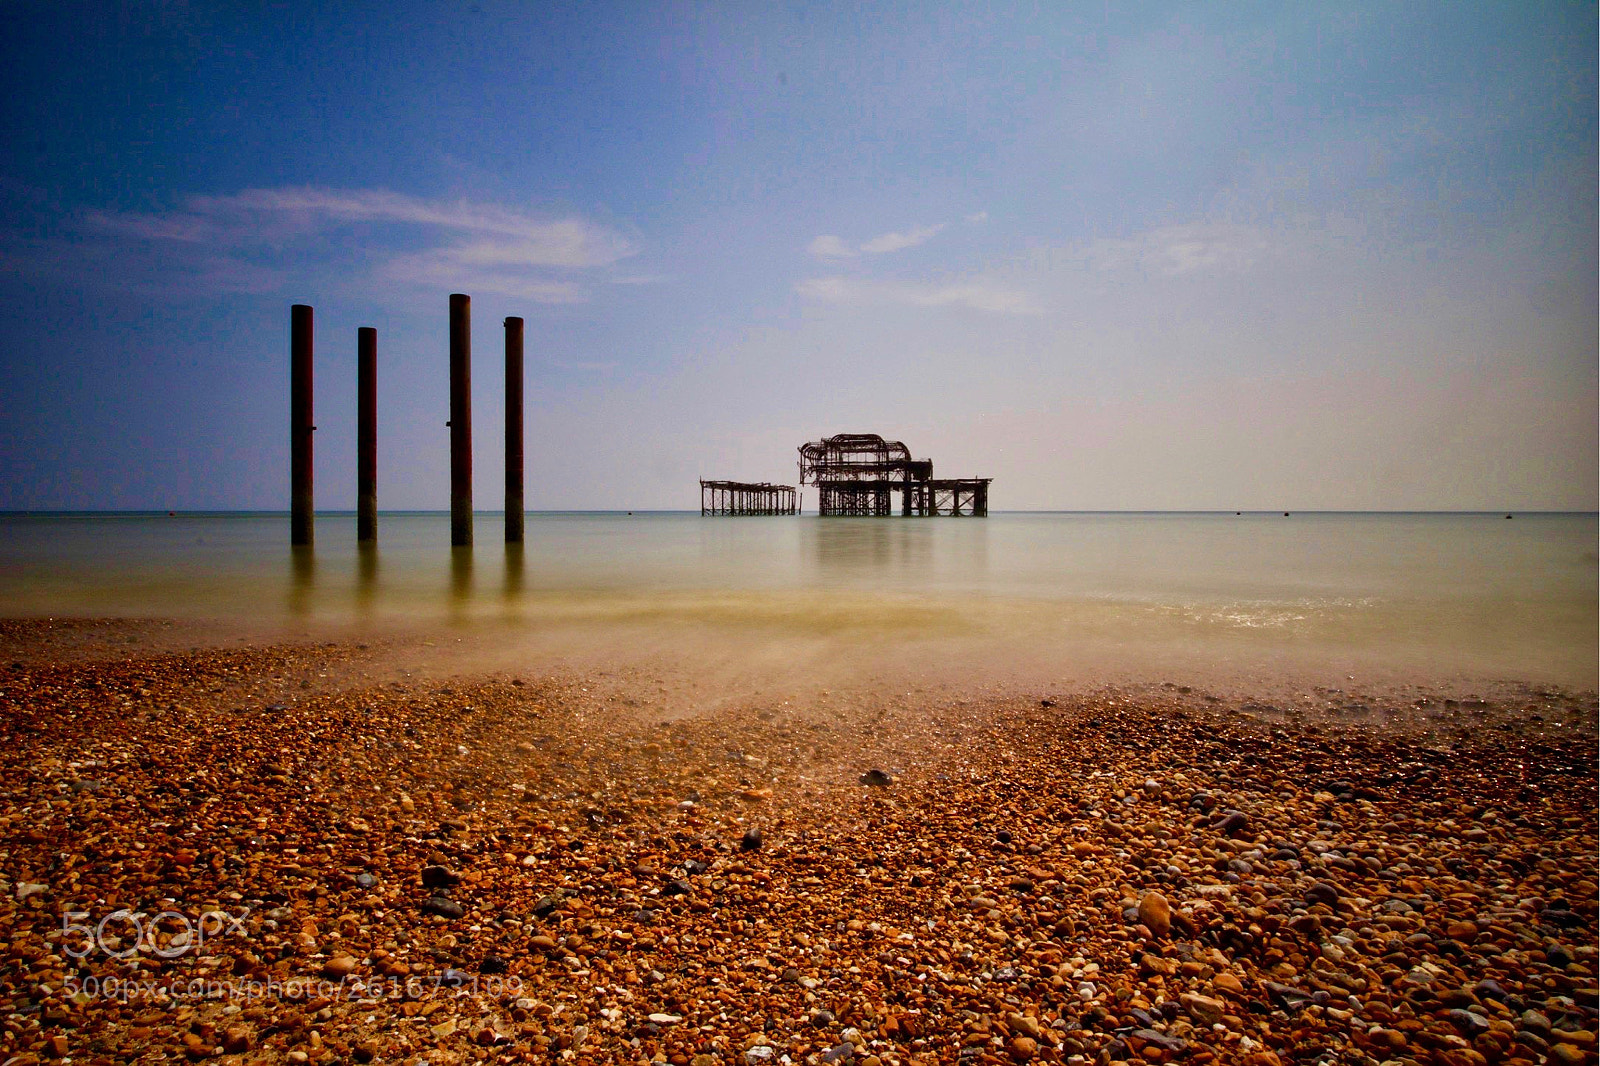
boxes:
[377,252,590,303]
[965,211,989,224]
[807,223,945,259]
[806,234,858,259]
[1079,223,1266,277]
[80,186,636,302]
[796,274,1037,314]
[858,224,945,254]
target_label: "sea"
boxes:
[1,511,1595,695]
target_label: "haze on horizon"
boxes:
[0,2,1594,513]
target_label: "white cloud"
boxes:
[796,275,1037,314]
[379,251,590,303]
[82,186,636,303]
[858,223,945,255]
[965,211,989,224]
[1080,223,1265,276]
[807,234,857,259]
[187,188,636,267]
[807,223,945,258]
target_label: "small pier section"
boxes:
[700,480,798,516]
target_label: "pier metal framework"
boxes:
[814,478,990,517]
[798,434,990,517]
[700,480,798,516]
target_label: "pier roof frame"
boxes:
[798,433,933,484]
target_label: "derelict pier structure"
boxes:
[700,480,798,516]
[798,434,990,516]
[698,433,990,517]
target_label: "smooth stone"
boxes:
[1008,1035,1038,1061]
[1445,1009,1490,1037]
[420,865,459,889]
[1305,881,1341,907]
[322,955,358,978]
[1137,891,1172,938]
[1215,811,1250,836]
[420,896,464,919]
[1180,992,1225,1026]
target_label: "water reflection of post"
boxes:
[503,540,524,602]
[289,545,316,617]
[450,546,474,618]
[357,542,379,613]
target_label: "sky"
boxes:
[0,0,1594,511]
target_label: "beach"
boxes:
[5,0,1596,1062]
[0,615,1594,1065]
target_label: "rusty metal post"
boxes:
[290,304,314,546]
[449,294,472,546]
[357,327,377,543]
[504,316,524,543]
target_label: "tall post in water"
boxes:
[449,294,473,546]
[290,304,314,546]
[504,316,524,543]
[357,327,377,543]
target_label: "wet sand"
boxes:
[0,618,1595,1065]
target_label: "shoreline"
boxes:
[0,619,1594,1064]
[2,614,1595,718]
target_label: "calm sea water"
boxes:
[1,512,1595,690]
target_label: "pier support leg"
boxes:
[290,304,314,546]
[357,327,377,543]
[504,316,524,543]
[449,294,472,547]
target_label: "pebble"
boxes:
[1136,890,1172,938]
[0,624,1591,1066]
[420,896,464,918]
[1180,991,1225,1026]
[1304,880,1340,907]
[1214,810,1250,835]
[420,864,459,889]
[322,955,358,978]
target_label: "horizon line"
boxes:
[3,508,1596,517]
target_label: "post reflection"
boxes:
[288,545,316,617]
[356,542,379,611]
[503,540,525,601]
[449,546,474,615]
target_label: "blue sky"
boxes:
[1,1,1594,510]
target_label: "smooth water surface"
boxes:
[1,512,1594,690]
